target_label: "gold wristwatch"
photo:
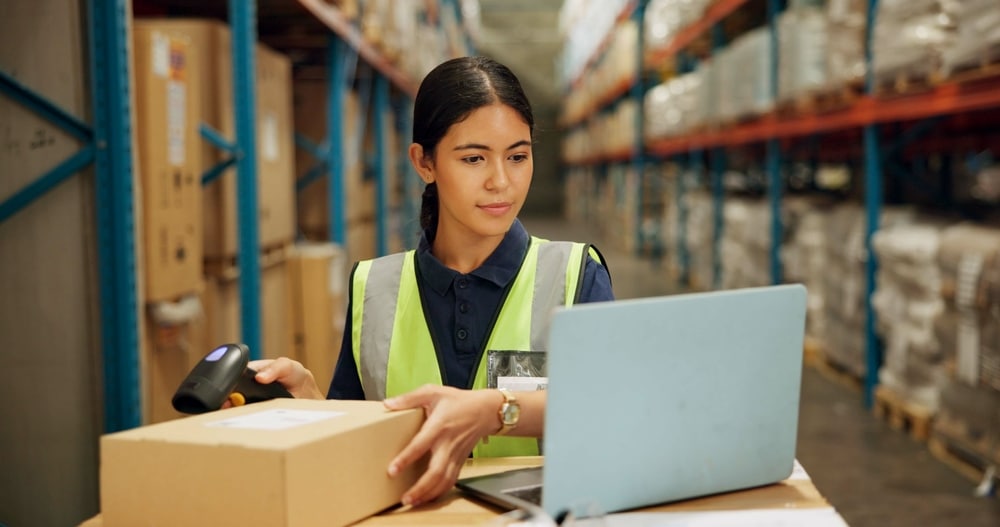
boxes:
[496,389,520,435]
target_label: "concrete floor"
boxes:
[522,215,1000,527]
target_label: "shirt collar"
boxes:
[416,219,530,295]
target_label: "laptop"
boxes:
[457,284,807,519]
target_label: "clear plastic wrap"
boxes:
[942,0,1000,75]
[872,0,959,84]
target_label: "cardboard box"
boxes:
[202,251,295,361]
[100,399,426,527]
[143,293,209,424]
[288,243,348,392]
[136,19,297,258]
[133,24,204,301]
[294,80,374,238]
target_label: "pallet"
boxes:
[929,419,1000,486]
[802,339,863,393]
[778,82,863,117]
[942,43,1000,85]
[875,69,942,98]
[872,385,934,442]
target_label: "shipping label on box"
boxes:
[101,399,426,527]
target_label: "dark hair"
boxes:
[413,56,534,235]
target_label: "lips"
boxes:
[479,202,512,216]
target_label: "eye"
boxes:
[510,153,530,163]
[462,155,485,165]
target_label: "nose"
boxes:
[486,162,510,191]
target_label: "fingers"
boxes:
[400,444,464,507]
[384,384,437,411]
[249,357,324,400]
[388,417,438,477]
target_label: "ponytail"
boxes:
[419,182,439,239]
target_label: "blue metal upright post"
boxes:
[88,0,140,431]
[862,0,883,408]
[229,0,262,360]
[327,36,349,246]
[767,0,783,285]
[373,74,390,256]
[631,1,649,253]
[396,96,420,248]
[710,148,725,289]
[710,23,727,290]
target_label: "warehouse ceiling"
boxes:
[475,0,566,105]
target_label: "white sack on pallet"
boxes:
[941,0,1000,75]
[872,0,959,82]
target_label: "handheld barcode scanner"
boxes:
[171,343,293,414]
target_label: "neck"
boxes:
[431,225,505,274]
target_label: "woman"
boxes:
[253,56,614,506]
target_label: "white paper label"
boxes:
[206,408,344,430]
[261,112,279,162]
[498,376,548,391]
[152,32,170,78]
[166,80,186,166]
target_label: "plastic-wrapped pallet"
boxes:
[684,189,714,291]
[720,198,772,291]
[872,0,959,87]
[644,70,702,139]
[941,0,1000,76]
[716,27,775,122]
[559,0,631,85]
[782,197,835,343]
[935,224,1000,391]
[600,165,640,253]
[825,0,867,88]
[644,0,712,51]
[872,218,955,411]
[822,204,916,378]
[777,4,829,101]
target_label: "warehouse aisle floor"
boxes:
[521,214,1000,527]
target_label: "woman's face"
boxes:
[424,102,533,242]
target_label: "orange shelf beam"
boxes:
[297,0,418,97]
[646,79,1000,156]
[645,0,751,67]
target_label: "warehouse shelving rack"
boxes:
[1,0,468,430]
[561,0,1000,407]
[1,0,139,432]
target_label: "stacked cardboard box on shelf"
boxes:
[134,19,298,424]
[133,25,203,303]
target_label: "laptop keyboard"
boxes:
[503,485,543,505]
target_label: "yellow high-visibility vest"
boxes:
[351,237,592,457]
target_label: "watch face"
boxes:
[502,402,520,425]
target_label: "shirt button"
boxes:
[457,328,468,340]
[457,278,468,289]
[459,302,469,314]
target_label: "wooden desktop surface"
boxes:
[81,456,833,527]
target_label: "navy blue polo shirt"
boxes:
[326,219,614,400]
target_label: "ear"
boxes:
[408,143,435,184]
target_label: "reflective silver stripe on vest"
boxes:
[359,252,407,400]
[531,241,575,351]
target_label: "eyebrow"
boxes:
[453,140,532,152]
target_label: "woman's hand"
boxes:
[383,385,502,507]
[247,358,325,400]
